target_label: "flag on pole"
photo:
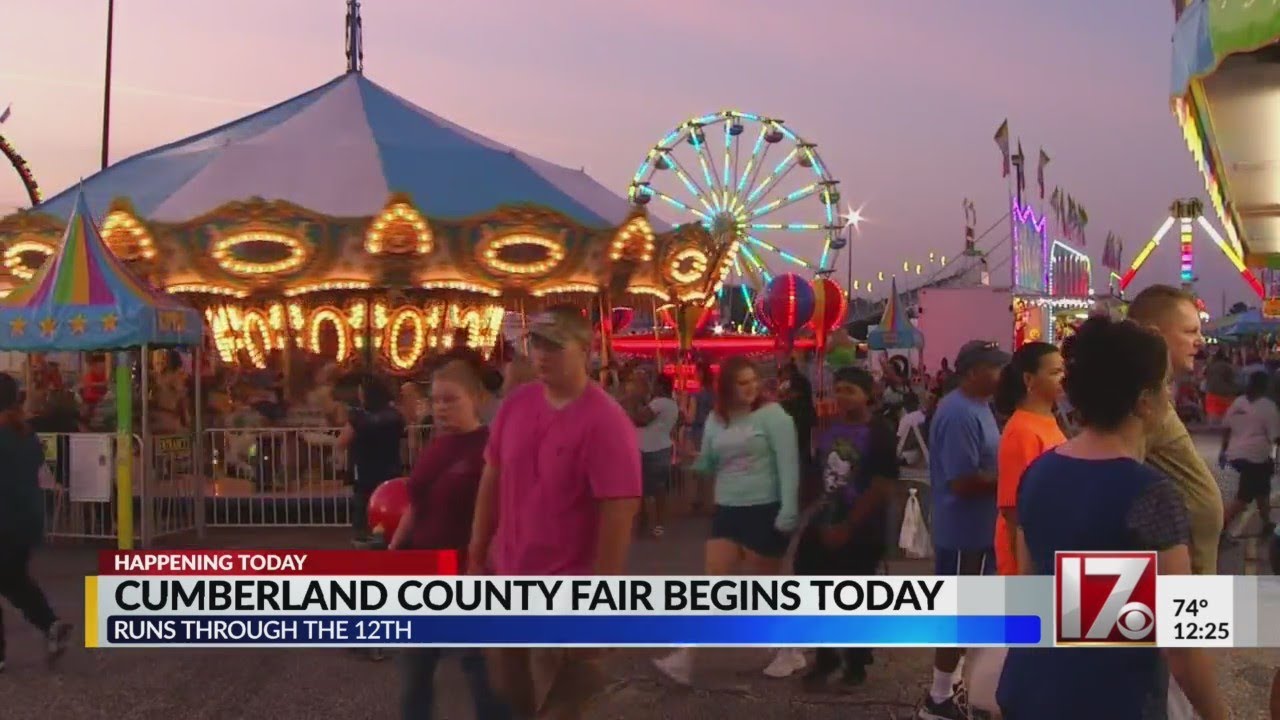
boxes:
[1036,149,1050,199]
[1103,233,1115,269]
[1013,140,1026,196]
[1050,187,1063,229]
[0,104,10,124]
[994,120,1011,177]
[1077,206,1089,245]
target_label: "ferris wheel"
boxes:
[628,111,844,293]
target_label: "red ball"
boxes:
[367,477,410,539]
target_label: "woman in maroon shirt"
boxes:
[389,360,510,720]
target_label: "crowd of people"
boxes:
[1,288,1279,718]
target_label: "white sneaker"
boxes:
[762,648,806,678]
[652,648,693,686]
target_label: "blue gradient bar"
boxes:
[105,615,1041,647]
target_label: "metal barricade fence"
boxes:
[41,431,202,545]
[149,434,201,542]
[204,424,432,528]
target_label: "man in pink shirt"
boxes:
[469,305,641,719]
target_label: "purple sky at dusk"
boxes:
[0,0,1254,309]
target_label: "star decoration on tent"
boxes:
[101,313,118,332]
[69,314,87,335]
[39,317,57,337]
[9,318,25,336]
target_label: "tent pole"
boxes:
[114,350,132,549]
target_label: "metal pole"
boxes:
[845,225,854,311]
[140,346,151,546]
[101,0,114,170]
[193,344,205,539]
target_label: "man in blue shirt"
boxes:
[917,340,1007,720]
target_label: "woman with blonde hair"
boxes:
[389,360,509,719]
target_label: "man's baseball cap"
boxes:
[527,306,592,348]
[954,340,1012,374]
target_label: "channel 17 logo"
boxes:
[1055,551,1157,645]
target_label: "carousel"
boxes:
[0,8,751,383]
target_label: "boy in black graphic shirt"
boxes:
[794,367,899,690]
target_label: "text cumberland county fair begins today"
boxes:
[82,550,1273,649]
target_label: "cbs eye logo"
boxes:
[1055,551,1157,646]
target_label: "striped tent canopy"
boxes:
[0,191,202,350]
[867,277,922,350]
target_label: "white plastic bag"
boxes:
[898,488,933,559]
[962,646,1007,714]
[1167,676,1200,720]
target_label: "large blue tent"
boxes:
[32,73,634,228]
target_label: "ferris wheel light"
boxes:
[841,204,864,231]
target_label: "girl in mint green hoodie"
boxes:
[653,356,805,684]
[0,372,71,672]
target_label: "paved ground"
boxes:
[0,430,1274,719]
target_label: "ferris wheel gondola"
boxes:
[629,111,844,307]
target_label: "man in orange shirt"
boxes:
[993,342,1065,575]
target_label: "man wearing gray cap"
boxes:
[917,339,1009,720]
[471,305,642,719]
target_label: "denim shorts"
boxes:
[640,450,670,496]
[710,502,788,558]
[934,547,996,576]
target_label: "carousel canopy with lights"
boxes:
[0,191,202,351]
[0,4,747,372]
[1171,0,1280,261]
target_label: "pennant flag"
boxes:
[1103,233,1115,269]
[1013,140,1026,195]
[0,104,10,124]
[1037,149,1050,199]
[1050,187,1062,229]
[1077,206,1089,245]
[994,120,1010,177]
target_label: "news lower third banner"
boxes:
[82,551,1280,649]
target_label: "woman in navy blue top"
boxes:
[997,316,1226,720]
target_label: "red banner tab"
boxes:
[98,550,459,576]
